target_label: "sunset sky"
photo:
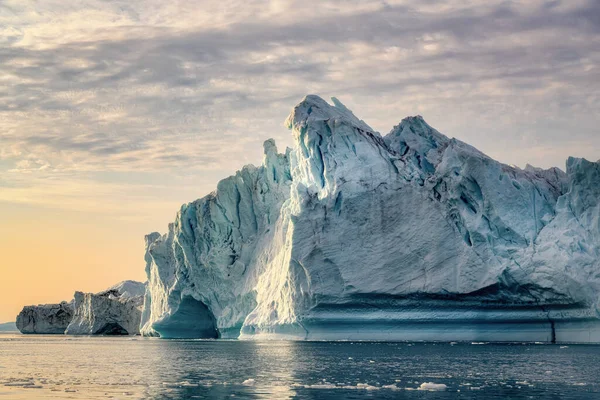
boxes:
[1,0,599,322]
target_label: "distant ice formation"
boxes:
[16,281,145,335]
[139,95,600,342]
[16,302,73,334]
[0,321,17,332]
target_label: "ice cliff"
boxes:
[16,302,73,334]
[16,281,145,335]
[141,95,600,342]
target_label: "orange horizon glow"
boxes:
[0,203,149,322]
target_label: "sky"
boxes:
[0,0,598,322]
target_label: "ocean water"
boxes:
[1,333,599,399]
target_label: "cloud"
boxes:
[0,0,598,216]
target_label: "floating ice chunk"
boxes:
[382,384,400,390]
[356,383,379,390]
[301,382,384,390]
[242,379,255,386]
[418,382,447,391]
[304,383,337,389]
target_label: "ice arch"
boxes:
[153,297,219,339]
[97,323,129,335]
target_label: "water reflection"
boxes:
[1,334,599,399]
[142,340,302,399]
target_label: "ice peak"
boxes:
[145,232,161,246]
[387,115,448,147]
[285,95,375,134]
[565,157,600,188]
[565,157,600,186]
[383,115,449,171]
[565,156,595,174]
[263,138,278,156]
[397,115,445,139]
[330,96,350,113]
[524,163,539,172]
[101,280,146,298]
[262,138,291,185]
[401,115,427,124]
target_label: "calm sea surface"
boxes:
[1,333,599,399]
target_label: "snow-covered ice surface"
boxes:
[1,336,600,399]
[141,95,600,342]
[103,280,146,299]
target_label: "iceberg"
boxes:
[66,280,146,335]
[16,281,145,335]
[0,321,17,332]
[136,95,599,342]
[16,302,73,334]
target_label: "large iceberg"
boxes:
[141,95,600,342]
[16,302,74,334]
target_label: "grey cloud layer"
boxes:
[0,0,598,214]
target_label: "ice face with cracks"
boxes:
[66,280,146,335]
[141,95,600,342]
